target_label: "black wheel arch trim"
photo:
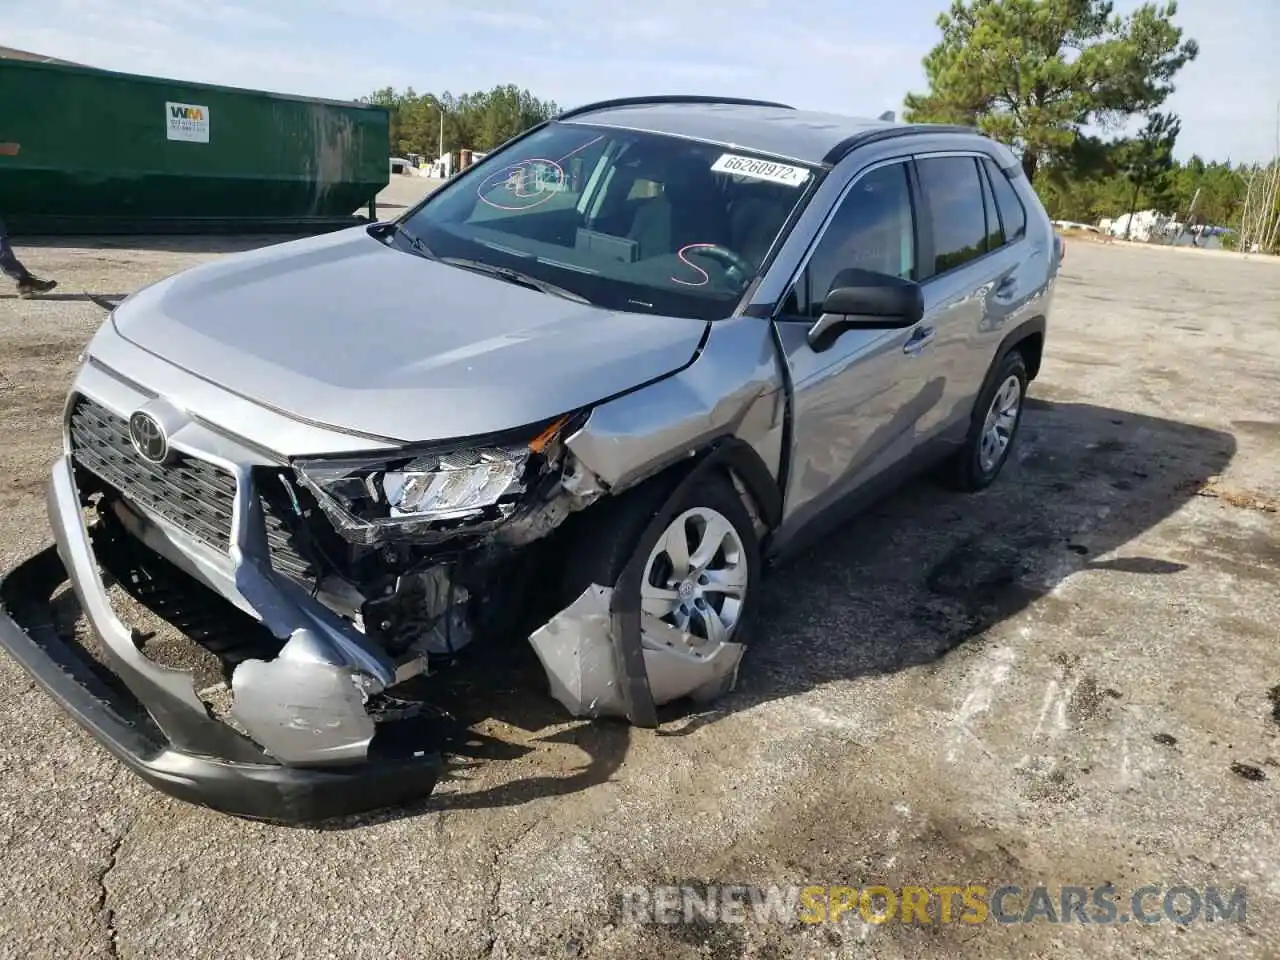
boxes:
[973,317,1045,418]
[1001,316,1045,371]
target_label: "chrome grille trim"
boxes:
[69,396,236,553]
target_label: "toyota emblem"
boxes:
[128,411,169,464]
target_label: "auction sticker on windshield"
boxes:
[710,154,811,188]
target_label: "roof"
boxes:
[560,101,970,166]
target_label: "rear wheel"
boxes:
[941,349,1029,491]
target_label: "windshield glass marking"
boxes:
[672,244,715,287]
[475,134,608,213]
[478,159,567,212]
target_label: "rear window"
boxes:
[916,156,988,275]
[982,158,1027,243]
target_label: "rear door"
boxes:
[772,159,934,534]
[912,153,1036,436]
[910,154,1009,437]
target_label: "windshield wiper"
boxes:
[381,222,437,260]
[440,257,591,304]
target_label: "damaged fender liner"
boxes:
[607,439,766,728]
[0,549,442,825]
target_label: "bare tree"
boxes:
[1237,103,1280,253]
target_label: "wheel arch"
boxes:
[603,436,784,533]
[1000,316,1046,381]
[967,317,1045,432]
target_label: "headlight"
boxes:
[383,448,527,519]
[293,444,532,544]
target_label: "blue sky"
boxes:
[8,0,1278,162]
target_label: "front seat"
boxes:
[627,164,731,259]
[627,193,673,260]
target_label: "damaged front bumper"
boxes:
[0,456,443,822]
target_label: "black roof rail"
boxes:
[821,123,978,165]
[557,95,795,121]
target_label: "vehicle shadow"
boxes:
[385,397,1235,819]
[683,396,1236,726]
[0,292,129,304]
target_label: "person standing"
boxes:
[0,142,57,299]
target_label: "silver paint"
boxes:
[565,316,785,493]
[109,226,709,444]
[230,629,378,766]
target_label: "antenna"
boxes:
[878,110,896,122]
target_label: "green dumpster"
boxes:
[0,57,390,235]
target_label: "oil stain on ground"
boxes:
[1230,762,1269,783]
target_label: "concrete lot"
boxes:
[0,211,1278,959]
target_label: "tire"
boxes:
[940,348,1029,492]
[560,469,763,648]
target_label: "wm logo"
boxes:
[170,106,203,121]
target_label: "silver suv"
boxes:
[0,96,1060,821]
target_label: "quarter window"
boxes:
[979,162,1002,252]
[916,156,988,275]
[781,162,916,319]
[982,157,1027,243]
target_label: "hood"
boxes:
[112,227,707,443]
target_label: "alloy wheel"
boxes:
[639,506,749,645]
[979,373,1022,473]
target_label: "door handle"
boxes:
[903,325,936,355]
[996,276,1018,297]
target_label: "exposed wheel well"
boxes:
[1011,327,1044,380]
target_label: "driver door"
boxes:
[773,159,941,534]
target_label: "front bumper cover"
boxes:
[0,457,442,823]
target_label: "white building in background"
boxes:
[429,152,454,179]
[1104,209,1173,242]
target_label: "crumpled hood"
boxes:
[112,227,707,443]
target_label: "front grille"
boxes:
[71,396,322,589]
[260,492,319,586]
[69,396,237,553]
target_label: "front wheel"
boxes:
[561,471,762,651]
[941,349,1029,491]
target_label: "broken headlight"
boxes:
[293,444,532,544]
[382,448,528,519]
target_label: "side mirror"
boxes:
[806,269,924,352]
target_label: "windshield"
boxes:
[396,122,819,320]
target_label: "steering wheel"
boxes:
[675,243,756,288]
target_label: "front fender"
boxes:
[565,316,786,520]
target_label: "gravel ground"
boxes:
[0,194,1278,959]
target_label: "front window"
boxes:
[397,122,820,320]
[781,162,917,319]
